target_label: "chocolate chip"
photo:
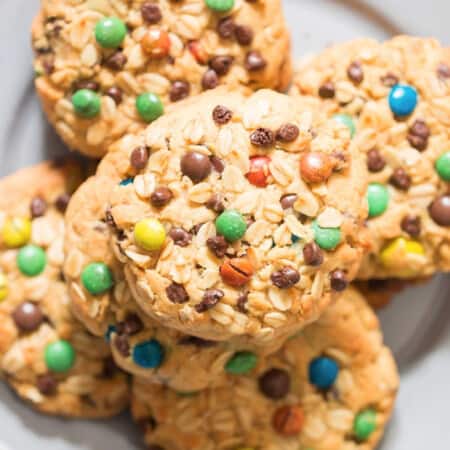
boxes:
[366,148,386,172]
[178,336,217,347]
[206,235,228,258]
[190,223,204,235]
[55,193,70,212]
[217,17,235,39]
[250,128,275,147]
[201,69,219,90]
[236,291,248,313]
[105,86,123,104]
[30,197,47,218]
[212,105,233,125]
[280,193,297,210]
[169,80,190,102]
[234,25,254,46]
[166,283,189,303]
[116,314,143,336]
[209,55,233,76]
[114,335,130,357]
[389,167,411,191]
[318,82,335,99]
[169,227,192,247]
[150,187,173,208]
[141,2,162,23]
[180,152,212,183]
[205,193,225,213]
[276,123,299,142]
[245,50,267,71]
[381,72,399,87]
[36,374,57,396]
[130,146,149,170]
[102,356,118,378]
[437,63,450,79]
[73,80,99,92]
[12,302,44,332]
[429,195,450,226]
[195,289,224,313]
[271,267,300,289]
[259,368,290,399]
[347,61,364,84]
[302,242,323,266]
[330,270,348,291]
[407,119,430,151]
[401,215,421,237]
[104,51,127,70]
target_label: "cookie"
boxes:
[105,88,368,343]
[32,0,292,157]
[131,287,399,450]
[64,171,298,392]
[0,161,129,418]
[291,36,450,279]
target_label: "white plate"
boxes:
[1,1,450,449]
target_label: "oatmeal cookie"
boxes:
[131,287,399,450]
[32,0,292,157]
[106,88,368,342]
[291,36,450,279]
[0,161,129,418]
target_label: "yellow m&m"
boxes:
[0,273,8,301]
[134,218,166,251]
[2,217,31,248]
[380,237,425,276]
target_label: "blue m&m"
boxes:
[309,356,339,389]
[388,84,418,117]
[132,339,164,368]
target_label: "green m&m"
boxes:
[367,183,389,217]
[17,245,47,277]
[136,93,164,123]
[312,220,341,250]
[333,113,356,138]
[205,0,235,12]
[435,151,450,181]
[81,262,114,295]
[215,210,247,242]
[95,17,127,48]
[45,340,76,373]
[225,351,258,374]
[72,89,101,118]
[353,408,377,441]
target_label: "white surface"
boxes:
[0,0,449,449]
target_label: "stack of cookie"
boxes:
[7,0,450,449]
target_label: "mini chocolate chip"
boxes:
[245,50,267,71]
[280,193,297,210]
[105,208,117,228]
[102,356,118,378]
[217,17,235,39]
[381,72,399,87]
[150,187,173,208]
[178,336,217,347]
[407,119,430,151]
[212,105,233,125]
[169,80,190,102]
[30,197,47,218]
[209,55,233,76]
[429,195,450,226]
[276,123,299,142]
[259,368,291,399]
[318,82,335,99]
[55,193,70,212]
[195,289,224,313]
[114,335,130,357]
[130,146,149,170]
[303,242,323,266]
[169,227,192,247]
[36,374,57,396]
[73,80,99,92]
[210,156,225,174]
[234,25,254,46]
[206,235,228,258]
[181,152,212,183]
[141,2,162,23]
[42,57,55,75]
[166,283,189,303]
[190,223,204,235]
[104,51,127,70]
[250,128,275,147]
[206,193,225,213]
[201,69,219,90]
[389,167,411,191]
[330,270,348,291]
[12,302,45,332]
[106,86,123,105]
[347,61,364,84]
[401,215,421,237]
[236,291,248,313]
[437,63,450,79]
[137,417,157,433]
[271,267,300,289]
[367,148,386,172]
[116,314,143,336]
